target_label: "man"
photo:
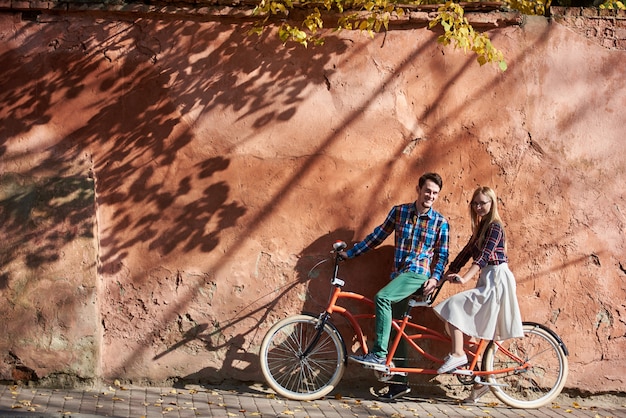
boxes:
[339,172,449,400]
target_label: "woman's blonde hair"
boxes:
[470,186,506,249]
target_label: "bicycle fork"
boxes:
[298,312,332,359]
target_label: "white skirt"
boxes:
[433,263,524,340]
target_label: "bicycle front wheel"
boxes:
[259,314,346,400]
[483,323,568,409]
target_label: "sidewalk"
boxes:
[0,381,624,418]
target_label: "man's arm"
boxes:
[344,206,397,258]
[424,218,450,294]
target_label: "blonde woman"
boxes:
[433,186,523,403]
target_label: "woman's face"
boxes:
[471,192,492,217]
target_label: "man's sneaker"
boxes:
[349,352,386,366]
[437,353,468,374]
[377,384,411,401]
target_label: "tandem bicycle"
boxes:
[259,241,569,409]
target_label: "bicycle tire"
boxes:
[482,322,568,409]
[259,314,347,400]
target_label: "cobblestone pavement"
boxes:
[0,382,624,418]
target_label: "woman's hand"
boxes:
[446,264,479,285]
[446,273,466,284]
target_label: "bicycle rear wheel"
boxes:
[259,314,346,400]
[482,322,568,409]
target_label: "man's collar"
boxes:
[413,203,432,218]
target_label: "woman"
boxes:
[433,186,524,403]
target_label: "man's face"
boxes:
[416,180,441,212]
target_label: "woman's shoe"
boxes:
[437,353,468,374]
[462,384,491,404]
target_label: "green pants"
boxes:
[373,272,428,360]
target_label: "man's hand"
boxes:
[338,251,349,260]
[423,278,439,295]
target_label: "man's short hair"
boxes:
[419,172,443,190]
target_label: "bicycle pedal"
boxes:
[451,369,473,376]
[363,363,390,373]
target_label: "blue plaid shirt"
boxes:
[346,203,449,281]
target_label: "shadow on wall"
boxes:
[0,173,94,269]
[0,14,350,275]
[0,15,350,376]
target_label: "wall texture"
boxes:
[0,4,624,395]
